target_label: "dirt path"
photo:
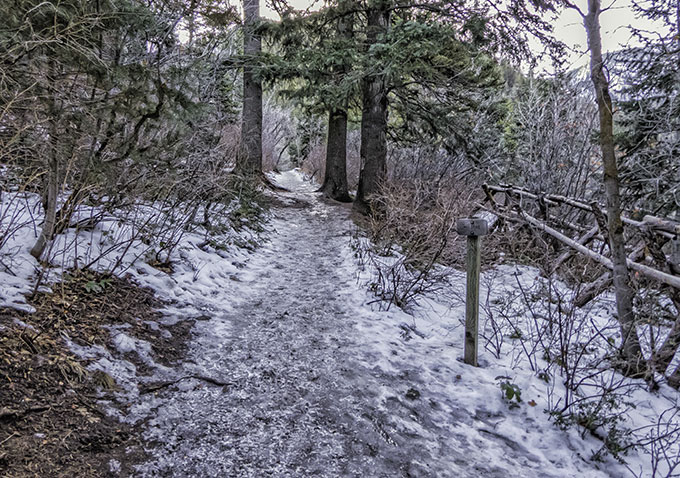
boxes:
[129,173,609,478]
[136,180,438,476]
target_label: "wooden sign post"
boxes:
[456,218,489,367]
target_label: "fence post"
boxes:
[456,218,489,367]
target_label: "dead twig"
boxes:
[139,374,232,394]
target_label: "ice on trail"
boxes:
[125,169,630,478]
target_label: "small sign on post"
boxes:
[456,218,489,367]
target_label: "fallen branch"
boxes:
[642,215,680,235]
[139,374,232,394]
[0,405,50,421]
[485,184,677,239]
[574,273,612,308]
[572,245,646,307]
[552,225,599,274]
[519,211,680,290]
[0,432,19,446]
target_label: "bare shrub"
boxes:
[631,409,680,478]
[352,179,477,309]
[301,142,326,184]
[263,100,296,172]
[477,270,680,470]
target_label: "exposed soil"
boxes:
[0,272,193,477]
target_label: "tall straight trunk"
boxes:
[320,9,352,202]
[677,0,680,90]
[321,108,352,202]
[31,59,60,260]
[584,0,644,375]
[662,0,680,386]
[354,1,389,215]
[238,0,262,176]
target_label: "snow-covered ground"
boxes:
[2,169,679,477]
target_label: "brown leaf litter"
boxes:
[0,271,194,477]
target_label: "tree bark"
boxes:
[584,0,644,375]
[354,1,389,215]
[668,363,680,389]
[30,154,58,260]
[237,0,262,176]
[30,60,60,260]
[321,108,352,202]
[320,8,352,202]
[653,308,680,375]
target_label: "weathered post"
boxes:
[456,218,489,367]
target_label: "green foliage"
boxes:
[223,176,268,233]
[262,2,361,115]
[550,394,636,463]
[508,328,523,340]
[609,0,679,216]
[263,0,509,154]
[615,44,680,215]
[1,2,243,192]
[286,113,325,166]
[371,13,506,152]
[84,278,113,294]
[229,201,266,231]
[498,378,522,407]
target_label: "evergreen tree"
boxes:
[262,1,360,200]
[351,0,560,214]
[238,0,264,176]
[354,0,390,214]
[321,2,354,202]
[615,0,680,217]
[0,0,242,257]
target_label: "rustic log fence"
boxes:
[480,183,680,306]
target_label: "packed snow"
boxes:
[2,169,679,477]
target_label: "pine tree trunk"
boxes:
[354,2,389,215]
[320,8,352,202]
[321,108,352,202]
[584,0,644,376]
[238,0,262,176]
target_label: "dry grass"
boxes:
[353,179,479,309]
[0,272,194,477]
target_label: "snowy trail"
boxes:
[132,171,616,478]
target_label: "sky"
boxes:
[259,0,666,73]
[549,1,663,70]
